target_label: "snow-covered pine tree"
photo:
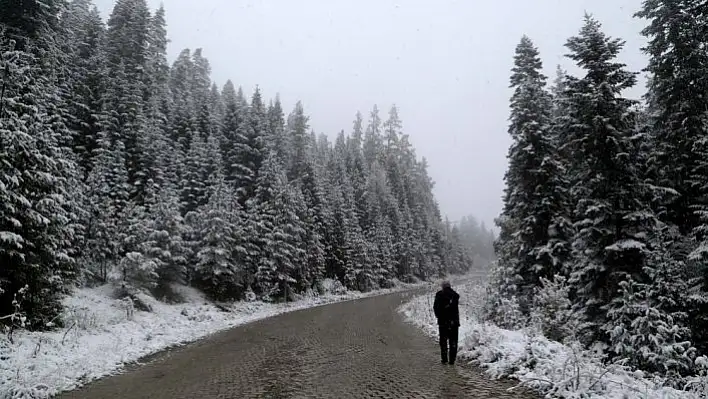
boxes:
[105,0,150,79]
[220,81,242,183]
[326,180,349,284]
[410,157,448,277]
[561,15,657,344]
[229,87,267,204]
[636,0,708,239]
[170,48,196,152]
[287,101,311,182]
[104,0,151,200]
[498,36,573,313]
[137,97,178,202]
[39,1,91,270]
[607,223,695,383]
[201,133,225,195]
[192,49,214,140]
[181,133,223,286]
[266,95,289,164]
[136,3,174,199]
[327,132,363,285]
[208,83,224,138]
[638,0,708,354]
[0,29,78,328]
[180,131,209,215]
[297,165,328,290]
[84,135,130,282]
[446,224,473,275]
[115,200,156,290]
[323,137,346,279]
[193,176,247,301]
[250,152,306,300]
[144,4,170,109]
[222,84,262,204]
[285,102,327,290]
[61,0,108,176]
[489,214,522,300]
[361,161,398,287]
[142,180,189,298]
[382,105,416,279]
[550,65,569,120]
[99,58,146,196]
[363,105,383,170]
[347,112,368,229]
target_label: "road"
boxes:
[58,290,533,398]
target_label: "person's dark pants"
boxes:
[438,324,458,364]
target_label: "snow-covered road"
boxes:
[55,289,530,399]
[1,280,431,398]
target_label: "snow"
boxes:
[605,239,646,252]
[0,231,23,246]
[1,279,430,398]
[399,279,707,399]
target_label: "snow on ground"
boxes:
[399,279,708,399]
[0,279,432,399]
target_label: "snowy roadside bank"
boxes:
[399,279,708,399]
[1,279,432,399]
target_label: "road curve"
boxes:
[57,290,533,399]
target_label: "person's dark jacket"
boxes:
[433,287,460,327]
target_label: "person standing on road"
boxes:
[433,280,460,365]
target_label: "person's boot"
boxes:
[440,347,448,364]
[449,344,457,365]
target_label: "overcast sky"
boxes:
[96,0,648,229]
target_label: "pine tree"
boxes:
[84,136,130,282]
[180,132,209,215]
[498,36,573,313]
[382,105,418,278]
[138,97,178,198]
[145,4,170,107]
[363,105,383,169]
[0,33,78,328]
[284,102,328,289]
[0,0,61,51]
[104,0,150,200]
[347,112,368,228]
[105,0,150,79]
[267,95,289,163]
[194,177,247,301]
[208,83,223,136]
[561,15,656,343]
[192,49,214,140]
[220,81,247,189]
[298,165,328,291]
[362,161,398,286]
[328,139,370,289]
[251,152,306,300]
[115,200,156,289]
[636,0,708,239]
[144,187,188,299]
[288,101,311,182]
[170,48,196,152]
[639,0,708,354]
[607,224,695,382]
[62,0,108,176]
[230,87,266,204]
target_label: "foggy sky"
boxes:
[96,0,648,229]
